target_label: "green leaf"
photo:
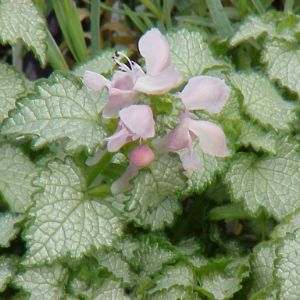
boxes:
[0,0,47,65]
[198,257,250,300]
[183,144,226,195]
[238,120,278,154]
[24,158,123,265]
[73,49,116,77]
[0,62,27,122]
[0,257,14,292]
[275,228,300,299]
[167,29,225,79]
[89,279,130,300]
[123,154,187,230]
[0,213,23,248]
[0,144,39,213]
[271,207,300,239]
[209,203,252,221]
[2,73,107,154]
[262,38,300,99]
[226,138,300,220]
[229,72,296,131]
[14,264,68,300]
[250,241,276,294]
[149,263,195,295]
[230,16,275,46]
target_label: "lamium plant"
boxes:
[1,1,300,299]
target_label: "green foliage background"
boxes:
[0,0,300,299]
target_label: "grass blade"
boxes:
[123,4,147,32]
[52,0,88,63]
[251,0,265,14]
[46,30,69,71]
[91,0,101,55]
[206,0,233,37]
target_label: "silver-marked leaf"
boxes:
[275,228,300,300]
[14,264,67,300]
[226,138,300,220]
[149,263,195,295]
[0,62,27,122]
[0,144,39,213]
[198,257,250,300]
[124,154,186,230]
[230,72,296,131]
[167,29,225,79]
[250,241,276,295]
[249,285,277,300]
[24,159,123,265]
[262,39,300,99]
[132,235,178,276]
[90,279,130,300]
[0,213,23,247]
[238,120,278,154]
[0,0,47,65]
[2,73,107,154]
[73,49,116,77]
[230,16,275,46]
[0,257,14,292]
[95,250,134,285]
[151,286,199,300]
[183,144,226,195]
[271,207,300,239]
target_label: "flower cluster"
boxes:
[83,28,230,194]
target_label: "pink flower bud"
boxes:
[128,145,155,168]
[111,145,155,194]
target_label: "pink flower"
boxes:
[83,28,182,118]
[156,113,229,171]
[83,61,144,118]
[111,145,155,194]
[178,76,230,113]
[106,105,155,152]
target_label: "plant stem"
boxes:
[12,44,23,72]
[260,212,267,241]
[85,151,114,186]
[284,0,294,12]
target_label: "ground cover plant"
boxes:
[1,0,300,299]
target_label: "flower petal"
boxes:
[138,28,171,76]
[111,71,134,90]
[188,119,229,157]
[119,105,155,138]
[103,89,138,119]
[134,67,182,95]
[180,150,201,172]
[106,127,131,152]
[111,164,139,194]
[155,117,192,153]
[82,71,109,91]
[179,76,230,113]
